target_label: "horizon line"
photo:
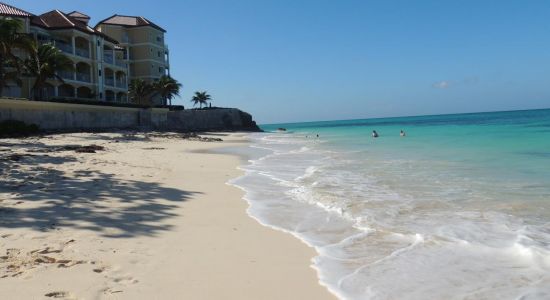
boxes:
[260,106,550,126]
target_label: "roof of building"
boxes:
[96,14,166,32]
[31,10,118,44]
[0,3,165,43]
[0,2,34,17]
[68,11,90,19]
[67,11,91,24]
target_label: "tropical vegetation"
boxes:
[153,75,182,106]
[24,43,74,100]
[0,18,33,96]
[128,75,182,106]
[128,78,154,106]
[1,18,73,99]
[191,91,212,108]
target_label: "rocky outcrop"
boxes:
[168,108,261,132]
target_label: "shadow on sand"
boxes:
[0,144,199,238]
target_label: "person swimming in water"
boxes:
[372,130,379,138]
[400,130,406,137]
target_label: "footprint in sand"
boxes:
[113,275,139,284]
[44,291,76,299]
[103,288,124,295]
[57,260,86,268]
[30,247,62,255]
[92,265,108,273]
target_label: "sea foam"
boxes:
[231,112,550,300]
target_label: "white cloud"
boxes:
[432,81,451,89]
[432,77,480,89]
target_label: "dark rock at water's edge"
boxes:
[277,128,287,131]
[167,108,263,132]
[237,110,262,132]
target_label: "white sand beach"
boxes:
[0,132,334,300]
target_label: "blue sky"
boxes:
[10,0,550,124]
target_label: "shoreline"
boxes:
[0,132,335,299]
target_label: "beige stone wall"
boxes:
[0,98,169,130]
[130,62,152,77]
[127,27,164,45]
[97,25,125,42]
[131,61,165,78]
[129,45,165,62]
[129,45,152,60]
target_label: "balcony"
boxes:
[104,53,114,64]
[75,47,90,58]
[59,70,74,81]
[38,39,53,46]
[76,73,91,83]
[56,42,73,55]
[115,80,126,89]
[104,77,115,87]
[115,60,127,68]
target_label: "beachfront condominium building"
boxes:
[0,2,170,104]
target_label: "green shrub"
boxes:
[0,120,40,138]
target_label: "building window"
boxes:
[159,67,163,74]
[158,51,161,57]
[98,70,102,76]
[156,36,162,42]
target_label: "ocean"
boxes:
[230,109,550,300]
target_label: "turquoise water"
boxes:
[232,109,550,299]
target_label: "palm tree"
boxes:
[153,75,182,106]
[24,43,74,100]
[129,78,154,106]
[0,18,34,96]
[191,91,211,109]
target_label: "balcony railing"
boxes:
[103,53,114,64]
[38,39,53,46]
[76,73,91,83]
[115,60,127,68]
[75,47,89,58]
[59,70,74,81]
[104,77,115,87]
[115,80,126,89]
[56,42,73,54]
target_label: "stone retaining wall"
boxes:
[0,99,259,132]
[0,98,167,130]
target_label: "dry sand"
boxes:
[0,132,335,300]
